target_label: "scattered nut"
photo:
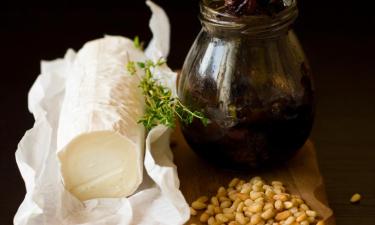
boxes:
[275,210,291,221]
[200,212,210,222]
[350,193,361,203]
[197,196,209,203]
[211,196,219,206]
[192,201,207,210]
[229,178,240,188]
[190,207,197,216]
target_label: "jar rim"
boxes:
[200,0,298,35]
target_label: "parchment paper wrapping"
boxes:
[14,1,190,225]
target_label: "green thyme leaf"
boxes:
[126,61,136,75]
[137,62,145,68]
[133,36,143,50]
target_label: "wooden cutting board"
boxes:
[170,125,335,225]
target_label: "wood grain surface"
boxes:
[171,125,335,225]
[1,1,375,224]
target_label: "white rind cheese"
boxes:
[57,36,146,201]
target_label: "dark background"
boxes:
[1,0,374,224]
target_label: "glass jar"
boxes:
[178,0,315,169]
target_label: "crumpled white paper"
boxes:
[14,1,190,225]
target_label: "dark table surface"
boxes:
[1,1,374,224]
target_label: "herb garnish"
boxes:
[127,58,208,131]
[133,36,144,50]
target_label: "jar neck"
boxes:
[199,0,298,38]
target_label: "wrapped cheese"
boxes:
[57,36,147,201]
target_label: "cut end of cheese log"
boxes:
[58,131,142,201]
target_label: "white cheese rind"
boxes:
[57,36,146,201]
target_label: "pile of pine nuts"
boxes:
[190,177,324,225]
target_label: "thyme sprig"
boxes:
[127,58,208,131]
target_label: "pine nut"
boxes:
[217,186,227,197]
[317,220,325,225]
[263,184,272,190]
[253,185,263,192]
[214,206,222,214]
[258,221,266,225]
[244,211,253,217]
[274,187,284,194]
[248,202,264,213]
[235,212,247,225]
[255,197,265,203]
[264,202,274,211]
[350,193,361,203]
[284,201,294,209]
[296,212,307,222]
[273,194,288,201]
[211,197,220,206]
[192,201,207,210]
[231,199,241,210]
[290,207,298,214]
[300,221,309,225]
[300,204,309,211]
[216,213,229,222]
[236,180,245,191]
[250,176,262,184]
[241,185,252,194]
[265,189,275,199]
[237,202,245,212]
[219,196,230,202]
[305,210,317,217]
[274,200,283,211]
[229,193,238,201]
[307,216,315,223]
[229,178,240,188]
[221,200,232,208]
[200,212,209,222]
[291,198,299,206]
[237,193,249,201]
[275,210,291,221]
[223,207,234,214]
[224,213,235,220]
[250,214,262,225]
[261,208,275,220]
[197,196,209,203]
[207,216,216,225]
[206,204,215,215]
[250,191,263,200]
[190,207,197,216]
[284,216,295,225]
[244,199,253,206]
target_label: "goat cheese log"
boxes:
[57,36,147,201]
